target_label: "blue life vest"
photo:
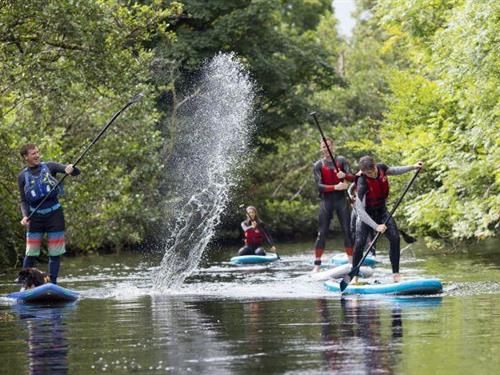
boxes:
[23,163,63,205]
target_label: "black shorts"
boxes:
[28,207,65,232]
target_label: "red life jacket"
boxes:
[364,166,389,208]
[245,227,263,246]
[321,159,344,185]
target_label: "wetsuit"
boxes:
[238,220,273,256]
[352,164,415,275]
[313,156,355,265]
[18,162,80,284]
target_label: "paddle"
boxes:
[400,229,417,244]
[310,111,353,208]
[310,112,342,175]
[27,93,144,220]
[339,166,422,292]
[239,204,279,259]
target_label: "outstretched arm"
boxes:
[47,162,81,176]
[386,162,423,176]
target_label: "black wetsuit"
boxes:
[313,157,355,264]
[352,164,415,274]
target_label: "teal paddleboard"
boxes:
[324,278,442,295]
[230,253,279,265]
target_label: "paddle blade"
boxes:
[339,275,351,292]
[400,230,417,244]
[130,92,144,103]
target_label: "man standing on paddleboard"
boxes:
[312,137,355,272]
[352,156,422,283]
[18,143,80,284]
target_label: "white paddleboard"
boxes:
[311,263,374,281]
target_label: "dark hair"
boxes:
[19,143,37,157]
[359,155,376,171]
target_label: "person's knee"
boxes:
[238,247,247,256]
[238,247,252,256]
[255,247,266,256]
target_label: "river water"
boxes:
[1,238,499,374]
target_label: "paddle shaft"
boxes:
[349,167,421,279]
[27,93,144,220]
[310,112,340,174]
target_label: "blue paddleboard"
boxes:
[7,283,79,303]
[330,253,380,267]
[324,278,442,295]
[230,253,279,265]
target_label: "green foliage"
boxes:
[373,0,500,241]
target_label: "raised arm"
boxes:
[46,162,81,176]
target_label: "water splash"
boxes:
[152,53,255,290]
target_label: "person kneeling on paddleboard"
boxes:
[352,156,422,283]
[238,206,276,256]
[18,143,80,285]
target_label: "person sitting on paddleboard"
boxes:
[18,143,80,285]
[312,137,356,272]
[238,206,276,256]
[352,156,422,283]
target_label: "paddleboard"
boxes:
[330,253,380,267]
[311,263,374,281]
[7,283,79,303]
[324,278,443,295]
[230,253,279,265]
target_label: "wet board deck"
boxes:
[330,253,380,267]
[311,263,374,281]
[230,253,279,265]
[6,283,79,303]
[324,278,443,295]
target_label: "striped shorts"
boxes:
[26,207,66,257]
[26,231,66,257]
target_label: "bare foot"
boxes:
[352,276,359,284]
[312,265,321,273]
[393,273,401,283]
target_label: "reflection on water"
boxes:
[316,296,441,374]
[12,303,75,374]
[0,239,499,374]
